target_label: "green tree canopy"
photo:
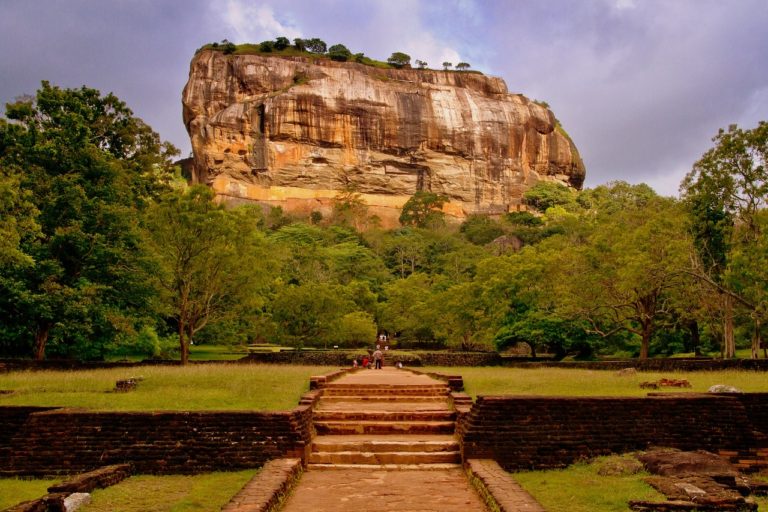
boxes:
[142,186,273,363]
[328,44,352,61]
[0,82,178,359]
[387,52,411,68]
[399,191,448,228]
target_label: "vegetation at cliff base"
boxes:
[1,81,766,363]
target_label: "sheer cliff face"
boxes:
[183,50,585,226]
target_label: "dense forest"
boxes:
[1,83,766,363]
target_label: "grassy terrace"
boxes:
[0,472,255,512]
[0,478,59,510]
[512,456,768,512]
[425,366,768,397]
[80,471,256,512]
[1,365,766,412]
[0,364,335,411]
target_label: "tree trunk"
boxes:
[689,320,701,356]
[33,322,51,361]
[752,317,761,360]
[179,317,189,365]
[639,320,652,360]
[723,294,735,359]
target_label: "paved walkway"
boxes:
[331,367,441,386]
[279,467,487,512]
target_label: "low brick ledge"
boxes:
[466,459,545,512]
[221,458,302,512]
[404,368,464,391]
[48,463,131,493]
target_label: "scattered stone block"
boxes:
[658,378,691,388]
[63,493,91,512]
[709,384,743,393]
[640,381,659,389]
[113,378,142,392]
[615,367,638,376]
[631,449,760,511]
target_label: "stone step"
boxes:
[312,435,459,453]
[315,402,452,413]
[314,410,455,422]
[314,420,456,435]
[307,463,462,471]
[323,386,449,397]
[308,450,461,465]
[319,395,450,403]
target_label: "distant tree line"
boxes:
[206,37,473,72]
[1,82,766,363]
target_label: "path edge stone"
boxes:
[221,457,303,512]
[465,459,546,512]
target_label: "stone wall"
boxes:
[460,394,768,472]
[0,405,314,476]
[241,350,501,367]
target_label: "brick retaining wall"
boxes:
[460,394,768,471]
[0,405,313,476]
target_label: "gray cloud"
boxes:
[1,0,766,195]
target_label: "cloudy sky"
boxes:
[1,0,766,196]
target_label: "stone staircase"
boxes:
[308,375,461,469]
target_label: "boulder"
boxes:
[182,50,586,227]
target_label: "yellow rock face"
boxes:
[183,51,585,224]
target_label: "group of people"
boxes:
[351,334,403,369]
[355,346,384,369]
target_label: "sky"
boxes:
[1,0,766,196]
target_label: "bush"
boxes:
[328,44,352,61]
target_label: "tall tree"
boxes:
[681,122,768,358]
[0,82,177,359]
[399,191,448,228]
[142,186,272,364]
[561,188,692,359]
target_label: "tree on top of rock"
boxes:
[305,38,327,53]
[387,52,411,68]
[456,62,471,71]
[328,44,352,62]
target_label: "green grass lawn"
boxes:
[513,455,664,512]
[0,364,336,411]
[106,343,249,362]
[0,477,60,510]
[80,471,256,512]
[424,366,768,397]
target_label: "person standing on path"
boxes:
[373,348,383,369]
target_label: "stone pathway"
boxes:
[280,467,486,512]
[280,367,488,511]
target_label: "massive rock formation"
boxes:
[183,50,585,226]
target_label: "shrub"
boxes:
[328,44,352,61]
